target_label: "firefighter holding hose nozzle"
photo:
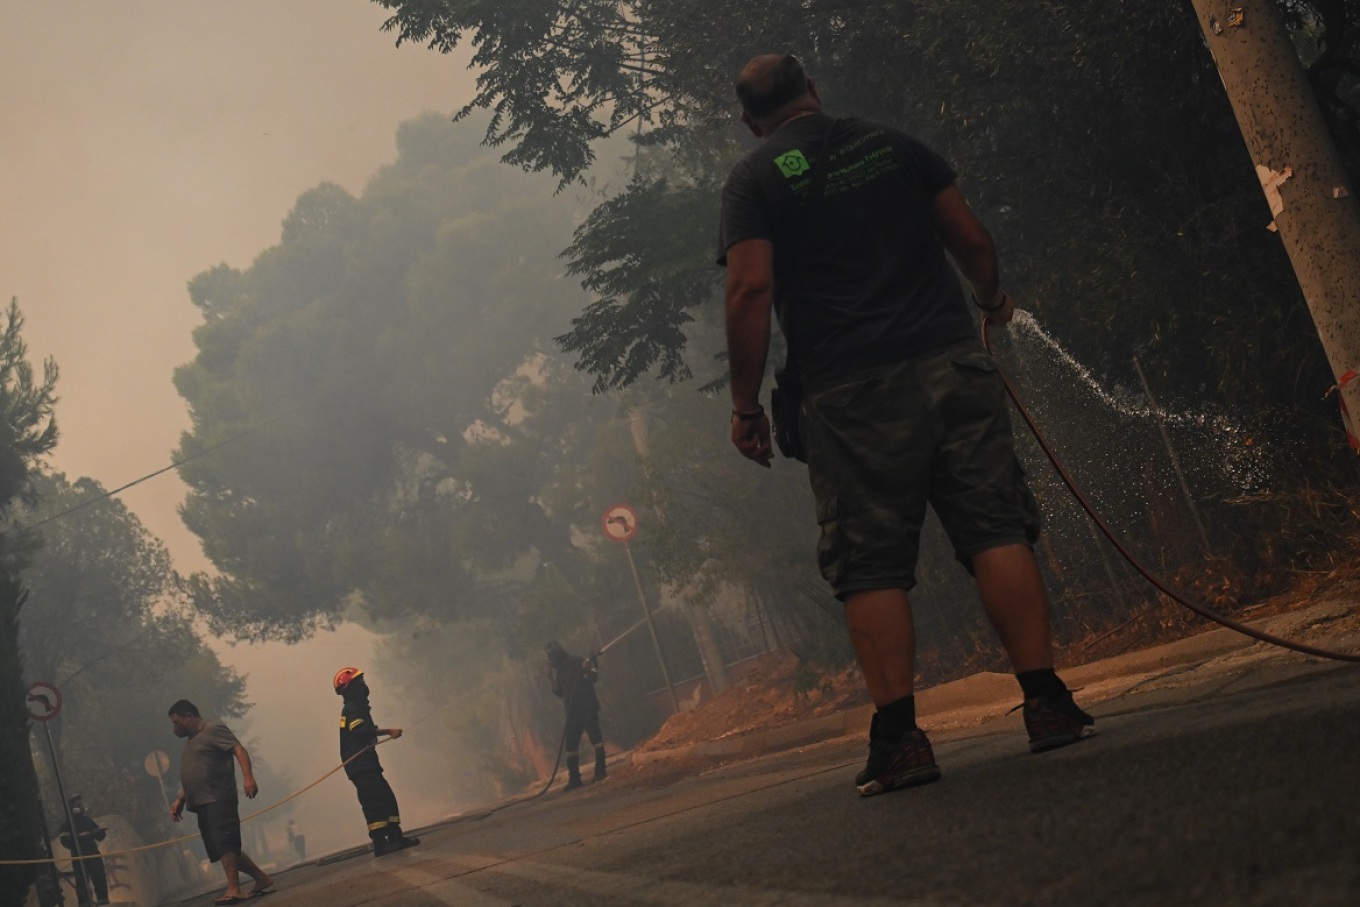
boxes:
[545,641,607,790]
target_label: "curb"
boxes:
[628,611,1308,766]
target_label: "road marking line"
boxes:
[386,864,515,906]
[483,858,934,906]
[387,852,943,905]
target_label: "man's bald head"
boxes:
[736,54,820,131]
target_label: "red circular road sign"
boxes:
[25,681,62,722]
[601,503,639,543]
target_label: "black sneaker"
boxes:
[564,776,584,791]
[373,836,419,857]
[1023,691,1096,753]
[854,712,884,787]
[855,727,941,797]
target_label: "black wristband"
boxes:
[976,292,1009,313]
[731,405,765,420]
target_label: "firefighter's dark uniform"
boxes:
[59,799,108,906]
[339,695,409,851]
[548,644,607,789]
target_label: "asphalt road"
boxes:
[182,655,1360,907]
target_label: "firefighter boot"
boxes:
[593,744,607,782]
[374,824,420,857]
[564,755,584,791]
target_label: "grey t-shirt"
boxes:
[179,720,241,809]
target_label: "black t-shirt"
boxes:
[718,113,975,386]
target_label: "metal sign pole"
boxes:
[155,769,171,819]
[43,720,89,902]
[144,751,173,839]
[600,503,679,714]
[623,540,681,714]
[28,729,67,907]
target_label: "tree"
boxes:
[17,472,248,843]
[174,114,609,638]
[358,3,1360,700]
[170,110,830,773]
[0,298,58,904]
[374,0,1360,472]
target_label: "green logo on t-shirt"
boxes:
[774,150,811,179]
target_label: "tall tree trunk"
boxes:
[0,575,42,903]
[1190,0,1360,448]
[686,600,731,696]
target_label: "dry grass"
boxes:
[616,553,1360,769]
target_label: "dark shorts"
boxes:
[192,800,242,863]
[803,337,1041,598]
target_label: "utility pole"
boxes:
[1188,0,1360,449]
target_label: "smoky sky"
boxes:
[3,1,481,853]
[1,0,472,575]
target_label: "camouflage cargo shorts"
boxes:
[802,337,1041,598]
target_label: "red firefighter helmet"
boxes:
[333,666,364,694]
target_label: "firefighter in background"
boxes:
[286,820,306,861]
[545,641,607,790]
[58,794,109,906]
[333,667,420,856]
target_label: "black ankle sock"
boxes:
[1016,668,1066,700]
[875,695,916,742]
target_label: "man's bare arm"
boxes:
[232,743,259,799]
[724,238,776,466]
[170,790,185,822]
[933,185,1014,324]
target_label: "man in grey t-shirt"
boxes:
[168,700,274,903]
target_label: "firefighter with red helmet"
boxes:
[334,667,419,856]
[545,641,607,790]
